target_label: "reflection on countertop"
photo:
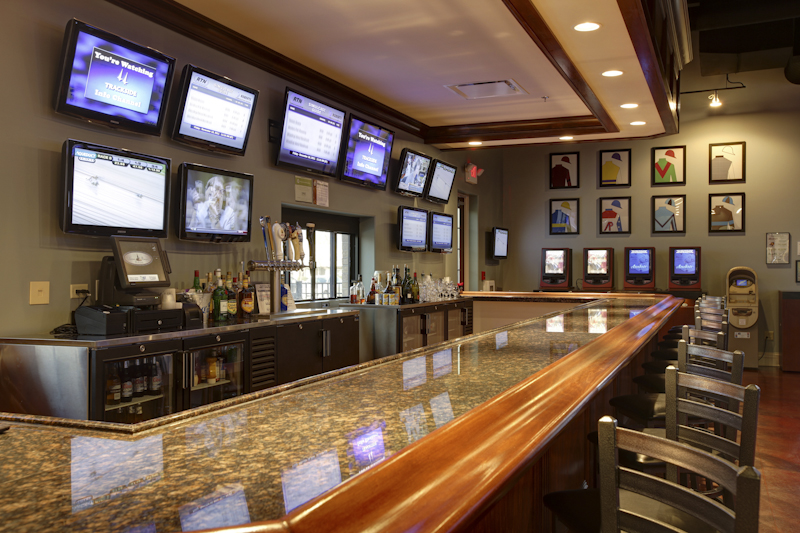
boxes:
[0,297,657,532]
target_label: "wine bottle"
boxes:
[412,272,420,303]
[149,357,163,395]
[106,363,121,406]
[121,361,133,402]
[133,359,144,398]
[212,278,228,322]
[192,270,202,292]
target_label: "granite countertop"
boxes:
[0,297,658,532]
[0,308,359,348]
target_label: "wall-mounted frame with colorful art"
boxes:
[549,198,579,235]
[549,152,579,189]
[651,195,686,233]
[652,146,686,186]
[709,193,745,233]
[766,232,790,264]
[598,149,631,187]
[709,142,746,183]
[598,197,631,234]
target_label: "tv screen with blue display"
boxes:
[672,248,697,275]
[55,19,175,136]
[172,65,259,156]
[430,213,454,253]
[627,249,652,275]
[398,206,428,252]
[276,89,346,178]
[340,116,395,190]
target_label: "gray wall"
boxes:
[3,0,505,336]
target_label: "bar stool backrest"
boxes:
[681,324,726,350]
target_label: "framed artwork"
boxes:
[598,149,631,187]
[709,193,745,232]
[598,197,631,234]
[651,195,685,233]
[652,146,686,186]
[550,152,579,189]
[550,198,579,235]
[766,232,790,264]
[709,142,746,183]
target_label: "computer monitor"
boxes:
[429,213,453,253]
[623,247,655,290]
[669,247,701,290]
[340,115,395,190]
[491,227,508,259]
[397,206,428,252]
[583,248,613,289]
[540,248,571,290]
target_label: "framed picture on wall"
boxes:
[598,149,631,187]
[652,146,686,186]
[651,195,685,233]
[598,197,631,234]
[550,198,579,234]
[549,152,579,189]
[766,232,790,264]
[709,193,745,232]
[709,142,746,183]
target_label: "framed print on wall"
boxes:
[550,198,579,234]
[709,142,746,183]
[766,232,790,264]
[599,149,631,187]
[652,195,685,233]
[550,152,579,189]
[598,197,631,234]
[709,193,745,232]
[652,146,686,186]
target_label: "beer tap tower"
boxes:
[248,216,308,314]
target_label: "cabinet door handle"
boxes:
[182,351,189,389]
[461,308,467,326]
[326,330,331,358]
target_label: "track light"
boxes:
[709,91,721,107]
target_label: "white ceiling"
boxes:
[176,0,665,148]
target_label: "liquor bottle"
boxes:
[227,277,238,320]
[106,363,121,406]
[133,359,145,398]
[205,272,215,293]
[349,281,357,304]
[402,265,412,304]
[393,267,402,304]
[383,275,395,305]
[212,278,228,322]
[192,270,202,292]
[367,277,377,304]
[356,275,365,304]
[121,360,133,403]
[149,357,163,396]
[206,350,218,384]
[238,277,255,319]
[411,272,420,304]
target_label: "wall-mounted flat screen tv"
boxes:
[61,139,170,238]
[275,88,346,178]
[398,206,429,252]
[54,19,175,136]
[340,115,395,190]
[394,148,432,197]
[429,213,454,253]
[178,163,253,243]
[492,227,509,259]
[424,159,457,204]
[171,65,259,156]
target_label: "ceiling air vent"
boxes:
[445,79,528,100]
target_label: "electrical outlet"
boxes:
[70,284,89,299]
[767,331,774,341]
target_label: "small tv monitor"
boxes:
[585,249,610,276]
[110,236,170,290]
[178,163,253,243]
[276,88,346,178]
[394,148,432,197]
[398,206,429,252]
[429,213,454,253]
[61,139,170,238]
[340,115,395,190]
[626,248,653,276]
[54,19,175,136]
[544,249,566,275]
[171,65,259,156]
[583,248,613,286]
[492,227,509,259]
[671,248,698,276]
[424,159,457,204]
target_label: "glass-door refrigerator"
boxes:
[181,331,248,410]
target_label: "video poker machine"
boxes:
[727,267,759,369]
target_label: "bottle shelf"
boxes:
[106,393,164,412]
[191,378,231,391]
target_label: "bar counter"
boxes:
[0,293,681,532]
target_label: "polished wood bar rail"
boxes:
[202,295,682,533]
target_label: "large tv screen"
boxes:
[171,65,259,156]
[672,248,698,275]
[394,148,432,197]
[178,163,253,243]
[54,19,175,136]
[627,249,652,275]
[430,213,454,253]
[398,206,428,252]
[61,139,170,238]
[340,116,395,190]
[424,160,457,204]
[544,250,565,275]
[275,89,346,178]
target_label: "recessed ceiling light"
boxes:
[574,22,600,32]
[468,141,482,146]
[620,103,638,109]
[630,121,646,126]
[559,136,574,140]
[602,70,623,77]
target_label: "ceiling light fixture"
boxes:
[574,22,600,32]
[468,141,482,146]
[620,103,638,109]
[559,136,573,140]
[680,74,745,106]
[709,91,722,107]
[630,121,646,126]
[602,70,623,77]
